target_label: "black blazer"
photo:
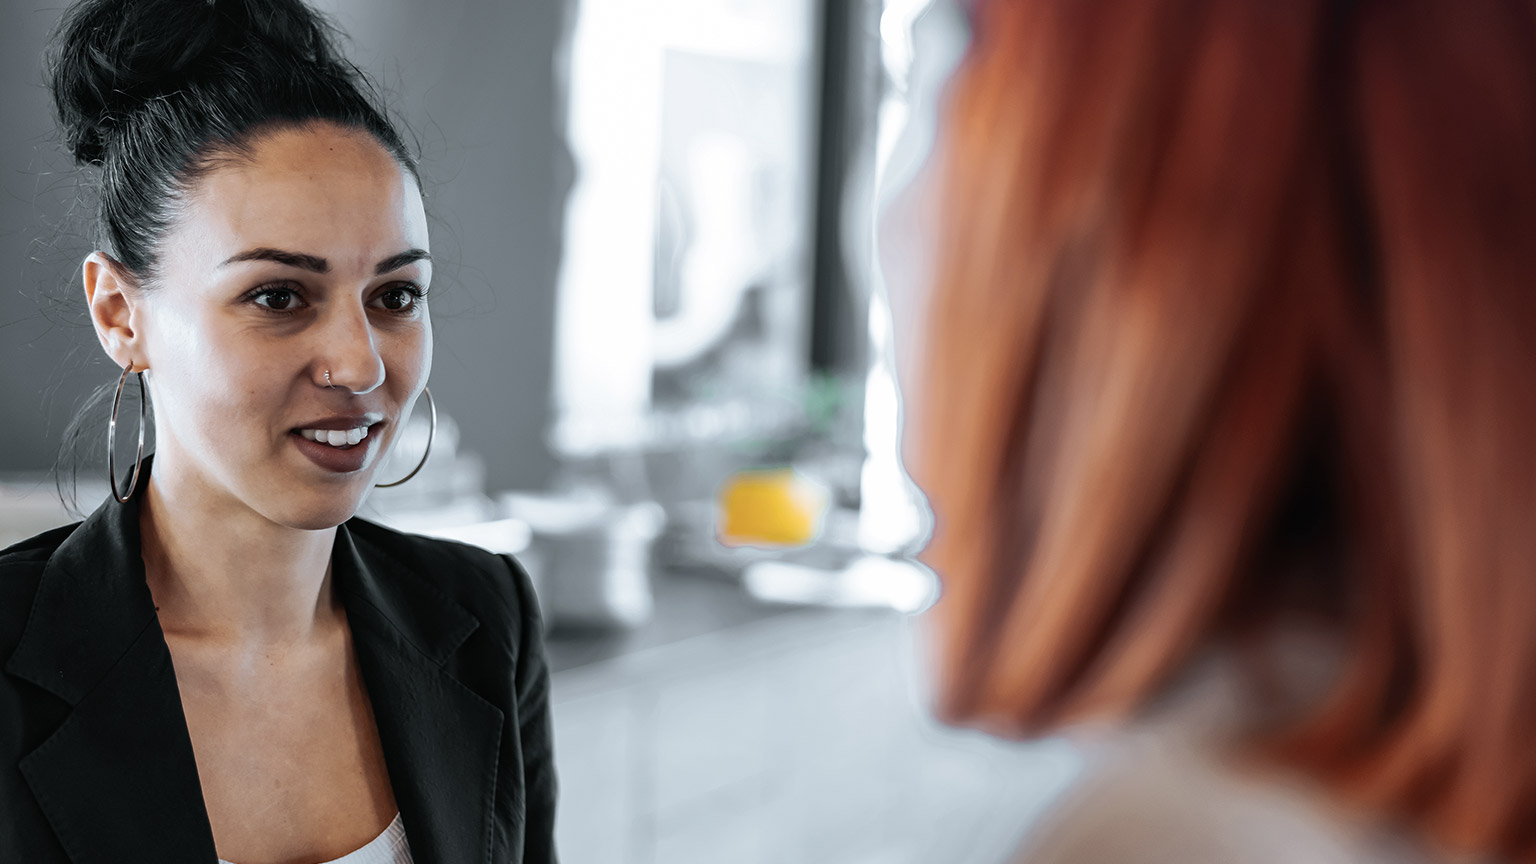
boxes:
[0,457,558,864]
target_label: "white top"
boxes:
[217,812,414,864]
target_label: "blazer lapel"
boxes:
[332,522,504,864]
[4,457,217,864]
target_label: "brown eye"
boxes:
[254,288,301,311]
[378,286,421,313]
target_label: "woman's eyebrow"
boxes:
[216,248,431,275]
[221,247,329,272]
[375,249,431,274]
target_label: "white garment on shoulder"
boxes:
[1014,634,1462,864]
[216,812,414,864]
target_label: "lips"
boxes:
[290,413,384,431]
[297,425,370,447]
[289,421,382,474]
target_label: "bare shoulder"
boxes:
[1015,736,1432,864]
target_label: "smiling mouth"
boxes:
[294,427,369,448]
[290,421,382,449]
[288,422,385,475]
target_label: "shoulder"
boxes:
[0,522,78,570]
[345,515,506,573]
[343,516,539,629]
[0,523,81,654]
[1018,732,1434,864]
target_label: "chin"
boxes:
[271,489,368,531]
[285,513,357,532]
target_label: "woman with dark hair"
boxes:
[0,1,557,861]
[895,0,1536,861]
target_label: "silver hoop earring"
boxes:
[375,387,435,488]
[108,363,148,503]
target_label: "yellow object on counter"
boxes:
[716,467,830,548]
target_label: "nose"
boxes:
[315,299,386,394]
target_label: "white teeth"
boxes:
[296,425,370,447]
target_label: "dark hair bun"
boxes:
[49,0,344,165]
[45,0,411,278]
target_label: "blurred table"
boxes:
[545,566,809,674]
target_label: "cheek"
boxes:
[383,321,432,388]
[417,321,433,381]
[146,305,298,446]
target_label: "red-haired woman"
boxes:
[893,0,1536,860]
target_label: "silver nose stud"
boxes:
[324,370,333,388]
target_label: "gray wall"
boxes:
[0,0,571,493]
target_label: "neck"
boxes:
[138,453,340,647]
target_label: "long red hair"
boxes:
[908,0,1536,857]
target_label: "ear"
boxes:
[83,252,145,370]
